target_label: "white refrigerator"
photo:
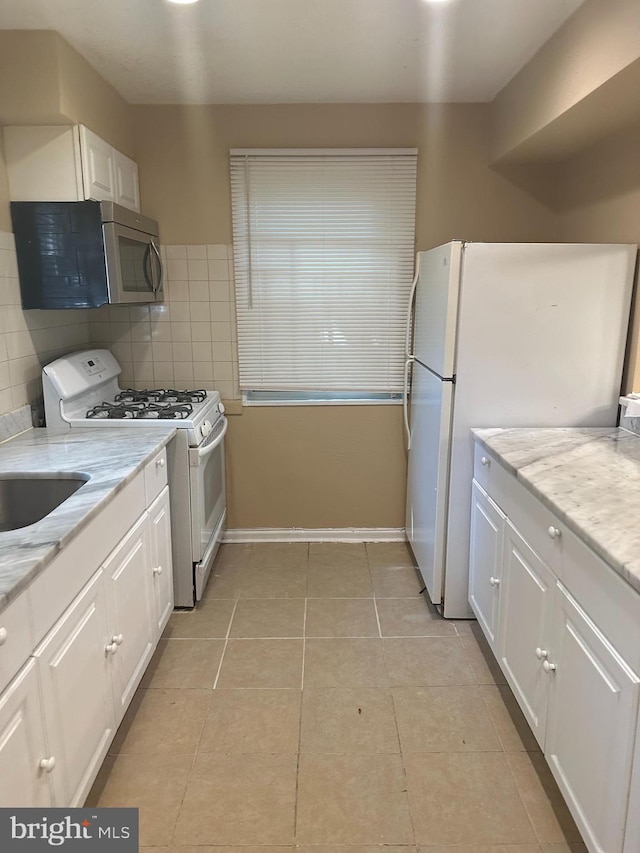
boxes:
[404,241,637,619]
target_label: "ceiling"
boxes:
[0,0,585,105]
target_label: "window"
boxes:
[230,148,418,402]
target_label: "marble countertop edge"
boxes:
[0,427,177,612]
[471,426,640,595]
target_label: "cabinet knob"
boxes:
[156,457,165,469]
[152,565,163,576]
[39,756,56,773]
[105,641,119,655]
[111,633,124,646]
[542,659,557,673]
[547,526,561,540]
[0,627,7,645]
[535,647,548,660]
[489,576,500,587]
[481,456,490,466]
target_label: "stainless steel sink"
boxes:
[0,474,89,532]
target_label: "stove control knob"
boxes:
[201,420,213,437]
[218,402,226,415]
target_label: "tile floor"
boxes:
[87,542,587,853]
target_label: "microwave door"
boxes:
[103,221,157,303]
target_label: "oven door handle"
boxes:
[198,416,228,457]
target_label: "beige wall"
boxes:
[0,135,11,233]
[54,34,134,157]
[491,0,640,163]
[0,30,133,155]
[555,122,640,391]
[225,405,407,529]
[129,102,558,530]
[132,103,558,247]
[0,31,62,127]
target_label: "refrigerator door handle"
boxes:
[403,357,414,450]
[404,257,421,359]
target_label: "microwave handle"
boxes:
[150,239,163,293]
[142,243,154,290]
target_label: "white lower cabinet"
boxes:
[148,486,174,636]
[34,570,115,807]
[545,585,640,853]
[498,520,555,748]
[103,514,155,723]
[469,442,640,853]
[0,464,174,809]
[0,660,53,806]
[468,480,505,650]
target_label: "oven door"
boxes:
[189,416,228,600]
[102,221,163,304]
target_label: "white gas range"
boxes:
[42,349,227,607]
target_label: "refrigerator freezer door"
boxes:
[406,361,454,605]
[413,241,463,379]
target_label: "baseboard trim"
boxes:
[221,527,406,544]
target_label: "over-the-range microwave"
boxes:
[10,200,163,309]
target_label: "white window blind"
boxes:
[230,148,417,394]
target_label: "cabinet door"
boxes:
[545,585,640,853]
[468,479,505,650]
[0,660,53,807]
[79,125,116,202]
[148,486,174,637]
[498,521,555,748]
[113,150,140,212]
[35,570,115,807]
[104,514,154,722]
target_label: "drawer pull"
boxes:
[542,659,557,673]
[112,633,124,646]
[489,576,500,587]
[535,647,548,660]
[0,627,7,645]
[152,566,163,577]
[105,641,119,655]
[156,457,166,469]
[39,756,56,773]
[548,526,561,540]
[480,456,490,466]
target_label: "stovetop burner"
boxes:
[87,401,194,420]
[115,388,207,405]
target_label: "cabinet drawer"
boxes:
[144,449,167,505]
[0,592,33,695]
[473,443,500,494]
[473,442,565,569]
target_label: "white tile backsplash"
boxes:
[0,230,91,417]
[88,243,239,399]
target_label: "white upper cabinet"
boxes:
[79,125,116,203]
[113,149,140,212]
[3,124,140,212]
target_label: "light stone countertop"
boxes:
[0,427,177,613]
[472,427,640,594]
